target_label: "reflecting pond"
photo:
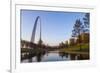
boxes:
[21,50,89,63]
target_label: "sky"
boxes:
[21,9,86,46]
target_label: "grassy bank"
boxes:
[59,43,89,54]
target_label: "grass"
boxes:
[59,43,89,54]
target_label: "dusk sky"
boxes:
[21,9,86,46]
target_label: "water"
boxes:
[21,51,88,63]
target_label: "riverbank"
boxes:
[59,43,89,55]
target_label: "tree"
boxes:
[38,39,43,49]
[59,42,65,48]
[72,19,84,50]
[83,13,90,33]
[65,40,68,47]
[69,38,75,46]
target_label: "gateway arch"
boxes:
[31,16,42,44]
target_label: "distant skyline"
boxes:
[21,9,87,46]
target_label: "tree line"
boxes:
[59,13,90,49]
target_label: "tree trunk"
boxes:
[79,32,81,51]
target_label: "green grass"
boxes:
[59,43,89,54]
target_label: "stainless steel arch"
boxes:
[31,16,41,43]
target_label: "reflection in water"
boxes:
[29,58,32,62]
[59,52,89,60]
[59,52,76,60]
[21,51,89,63]
[28,53,43,62]
[36,52,42,62]
[59,52,68,58]
[70,54,77,60]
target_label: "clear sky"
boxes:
[21,9,86,46]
